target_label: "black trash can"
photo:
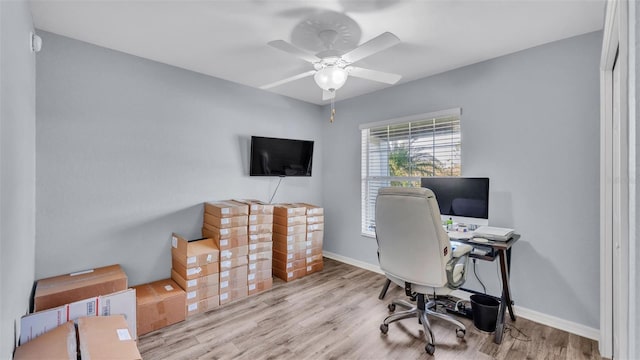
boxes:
[470,294,500,332]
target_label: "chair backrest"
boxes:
[375,187,452,288]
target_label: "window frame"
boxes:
[360,108,462,238]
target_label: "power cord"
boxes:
[268,176,284,204]
[504,324,531,342]
[473,259,487,294]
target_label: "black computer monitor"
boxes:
[420,177,489,226]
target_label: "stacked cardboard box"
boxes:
[78,315,142,359]
[272,204,308,282]
[133,279,186,336]
[202,200,249,305]
[294,203,325,275]
[16,316,143,360]
[170,233,220,317]
[236,199,274,295]
[34,264,128,312]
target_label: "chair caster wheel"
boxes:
[456,328,466,338]
[425,343,435,355]
[388,304,396,312]
[380,323,389,334]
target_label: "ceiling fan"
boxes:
[260,30,402,101]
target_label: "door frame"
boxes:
[600,0,631,358]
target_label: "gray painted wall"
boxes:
[0,0,36,357]
[36,32,324,286]
[321,31,602,329]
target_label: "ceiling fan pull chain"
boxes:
[330,96,336,123]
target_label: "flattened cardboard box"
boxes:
[14,321,76,360]
[306,261,324,275]
[247,269,272,284]
[185,284,219,305]
[273,204,307,217]
[202,227,248,250]
[249,242,273,254]
[203,213,249,229]
[291,202,324,216]
[272,258,305,272]
[20,289,137,345]
[248,223,274,235]
[248,259,272,273]
[171,234,219,268]
[34,264,127,311]
[248,278,273,296]
[273,267,305,282]
[306,231,324,247]
[202,223,248,240]
[272,241,305,255]
[133,279,185,336]
[171,270,219,291]
[248,214,274,225]
[219,286,248,305]
[273,249,295,264]
[307,223,324,232]
[204,200,249,218]
[219,255,249,271]
[172,259,219,280]
[273,232,306,244]
[186,296,219,317]
[273,223,306,236]
[273,215,306,227]
[220,246,249,260]
[305,215,324,225]
[219,266,248,289]
[19,305,67,346]
[248,250,272,263]
[78,315,141,360]
[249,233,273,244]
[306,254,323,265]
[233,199,274,214]
[304,246,323,257]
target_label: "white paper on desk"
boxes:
[473,226,514,241]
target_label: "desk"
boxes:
[377,234,520,345]
[453,234,519,344]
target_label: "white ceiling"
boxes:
[29,0,605,105]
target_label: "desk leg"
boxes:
[378,278,391,300]
[501,249,516,321]
[494,249,515,344]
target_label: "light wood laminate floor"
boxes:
[138,258,601,359]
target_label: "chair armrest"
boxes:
[446,243,473,289]
[451,243,473,258]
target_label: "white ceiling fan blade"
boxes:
[260,70,316,90]
[322,90,335,101]
[348,66,401,84]
[267,40,320,64]
[341,32,400,64]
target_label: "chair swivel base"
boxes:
[379,294,466,355]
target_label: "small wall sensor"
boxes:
[30,32,42,53]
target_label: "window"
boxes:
[360,109,461,236]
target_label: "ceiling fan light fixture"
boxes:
[314,66,348,91]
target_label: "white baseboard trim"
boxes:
[323,251,600,341]
[513,305,600,341]
[323,251,384,274]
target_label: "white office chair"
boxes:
[375,187,473,355]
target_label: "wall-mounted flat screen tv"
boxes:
[250,136,314,176]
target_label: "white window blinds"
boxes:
[360,109,462,236]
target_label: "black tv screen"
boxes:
[250,136,314,176]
